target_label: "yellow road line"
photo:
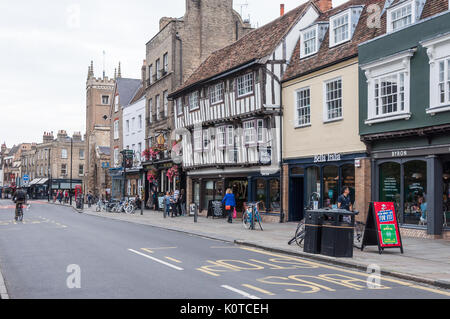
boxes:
[165,257,182,264]
[239,247,450,297]
[242,284,275,296]
[141,248,154,254]
[196,268,221,277]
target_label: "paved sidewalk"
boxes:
[54,201,450,289]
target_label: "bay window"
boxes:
[422,33,450,114]
[362,49,414,124]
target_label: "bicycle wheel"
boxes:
[295,219,305,247]
[242,211,251,229]
[353,222,365,249]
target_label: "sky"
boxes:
[0,0,347,147]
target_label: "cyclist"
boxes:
[222,188,236,224]
[13,187,27,221]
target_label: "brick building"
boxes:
[20,131,86,199]
[142,0,253,207]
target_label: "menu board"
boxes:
[362,202,404,254]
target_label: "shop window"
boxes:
[342,164,355,205]
[193,182,200,207]
[323,166,339,208]
[444,161,450,228]
[269,179,280,211]
[404,160,427,226]
[203,180,224,210]
[306,167,320,207]
[255,179,267,210]
[379,162,401,219]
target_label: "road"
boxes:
[0,199,449,299]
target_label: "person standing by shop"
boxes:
[222,189,236,224]
[164,191,172,218]
[179,189,186,216]
[338,187,353,211]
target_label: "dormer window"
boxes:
[390,2,412,31]
[386,0,426,33]
[301,27,317,57]
[329,6,363,48]
[300,23,328,58]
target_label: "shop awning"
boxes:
[36,178,48,185]
[28,178,42,186]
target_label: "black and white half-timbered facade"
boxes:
[169,1,320,219]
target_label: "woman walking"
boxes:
[222,188,236,224]
[179,189,186,216]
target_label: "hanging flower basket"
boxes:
[142,147,160,161]
[166,165,179,182]
[147,169,157,183]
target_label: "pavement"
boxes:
[0,199,449,299]
[50,200,450,290]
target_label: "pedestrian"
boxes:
[222,188,236,224]
[152,190,158,211]
[179,189,186,216]
[173,189,180,216]
[164,191,172,218]
[57,190,63,204]
[337,187,353,211]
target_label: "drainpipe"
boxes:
[176,32,183,85]
[279,84,284,223]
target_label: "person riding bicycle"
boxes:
[13,187,27,221]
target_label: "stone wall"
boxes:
[355,157,371,223]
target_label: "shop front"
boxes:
[286,153,366,222]
[125,170,142,198]
[188,168,280,221]
[143,162,184,209]
[109,168,123,200]
[371,145,450,238]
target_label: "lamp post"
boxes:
[47,148,51,202]
[70,137,73,206]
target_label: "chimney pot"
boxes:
[280,4,285,16]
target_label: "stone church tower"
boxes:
[84,61,115,197]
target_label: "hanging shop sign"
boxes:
[361,202,404,254]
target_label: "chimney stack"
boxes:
[280,4,285,16]
[315,0,332,12]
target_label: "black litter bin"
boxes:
[320,209,356,258]
[303,210,323,254]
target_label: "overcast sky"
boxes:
[0,0,346,147]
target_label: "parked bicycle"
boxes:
[95,199,107,212]
[243,202,263,231]
[288,192,320,247]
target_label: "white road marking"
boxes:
[128,249,184,271]
[221,285,261,299]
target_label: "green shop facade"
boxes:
[359,10,450,238]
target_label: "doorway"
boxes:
[289,177,304,222]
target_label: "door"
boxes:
[289,177,304,222]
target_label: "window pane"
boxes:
[269,179,280,211]
[255,179,267,210]
[326,79,342,120]
[296,88,311,126]
[203,180,215,209]
[342,164,355,205]
[323,166,339,208]
[306,167,320,207]
[404,160,427,226]
[379,162,401,218]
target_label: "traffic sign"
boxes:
[23,175,29,182]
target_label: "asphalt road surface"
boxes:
[0,199,449,299]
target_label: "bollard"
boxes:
[194,203,198,223]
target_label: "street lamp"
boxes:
[46,148,51,202]
[70,137,73,206]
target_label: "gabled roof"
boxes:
[115,78,142,107]
[97,146,111,156]
[129,85,146,105]
[170,1,315,97]
[8,145,19,156]
[282,0,449,82]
